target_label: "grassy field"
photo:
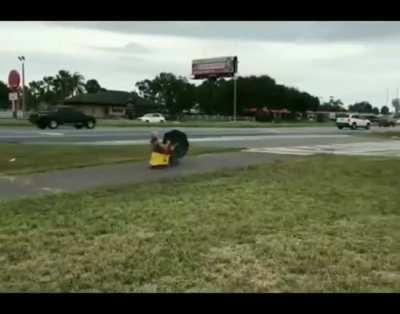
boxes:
[0,144,238,176]
[0,155,399,292]
[0,118,334,128]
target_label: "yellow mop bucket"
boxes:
[149,152,170,167]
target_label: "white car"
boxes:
[336,114,371,130]
[138,113,166,123]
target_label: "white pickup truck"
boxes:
[336,114,371,130]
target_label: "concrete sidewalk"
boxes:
[0,152,291,201]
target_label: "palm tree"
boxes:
[54,70,73,100]
[42,76,55,93]
[29,80,45,98]
[71,72,86,96]
[29,80,54,109]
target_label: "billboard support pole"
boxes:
[233,75,237,122]
[12,100,15,119]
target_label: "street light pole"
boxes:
[233,75,237,122]
[386,88,389,108]
[18,56,26,118]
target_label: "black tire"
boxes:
[37,123,47,130]
[75,124,83,129]
[337,126,343,130]
[351,123,357,130]
[365,123,370,130]
[163,129,189,159]
[86,120,96,129]
[48,120,59,129]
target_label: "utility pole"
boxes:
[387,88,390,107]
[233,75,237,122]
[18,56,26,118]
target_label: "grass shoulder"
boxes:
[0,144,239,176]
[0,155,399,292]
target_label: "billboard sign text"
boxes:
[192,56,238,79]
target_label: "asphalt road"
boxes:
[0,126,387,148]
[1,125,399,200]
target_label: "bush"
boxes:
[286,112,300,121]
[255,112,273,122]
[316,113,329,122]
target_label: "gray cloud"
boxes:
[4,21,400,109]
[0,49,185,93]
[93,42,152,55]
[49,21,400,43]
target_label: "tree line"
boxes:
[135,73,320,118]
[0,70,104,110]
[0,69,392,116]
[135,73,395,117]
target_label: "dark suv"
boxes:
[29,106,96,130]
[378,117,397,127]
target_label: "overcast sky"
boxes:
[1,21,400,109]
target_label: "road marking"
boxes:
[58,134,350,146]
[245,141,400,157]
[39,132,64,136]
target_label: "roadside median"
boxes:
[0,118,335,129]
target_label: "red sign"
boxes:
[8,70,21,90]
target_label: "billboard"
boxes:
[192,56,238,79]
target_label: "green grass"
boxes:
[0,155,399,292]
[0,118,334,128]
[0,144,239,176]
[0,119,30,127]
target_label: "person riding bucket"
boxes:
[149,130,189,168]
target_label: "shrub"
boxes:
[255,112,273,122]
[316,113,329,122]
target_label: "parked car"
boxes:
[336,114,371,130]
[29,106,96,130]
[378,117,397,127]
[362,115,380,123]
[138,113,166,123]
